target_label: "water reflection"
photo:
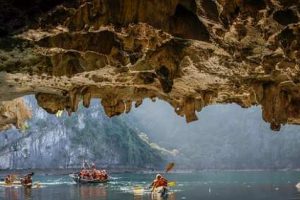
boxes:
[1,172,300,200]
[5,187,19,200]
[4,187,33,200]
[78,185,107,199]
[150,192,176,200]
[24,187,32,200]
[133,194,143,200]
[131,185,177,200]
[168,193,176,200]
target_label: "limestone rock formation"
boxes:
[0,97,164,169]
[0,0,299,130]
[0,98,32,131]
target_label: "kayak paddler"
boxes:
[150,174,168,191]
[4,175,13,185]
[20,172,34,187]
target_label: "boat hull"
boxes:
[70,174,108,184]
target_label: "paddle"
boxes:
[165,162,175,173]
[164,162,176,187]
[33,182,42,188]
[167,181,176,187]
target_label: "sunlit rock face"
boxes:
[0,98,31,131]
[0,97,164,169]
[0,0,299,131]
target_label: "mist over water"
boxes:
[125,99,300,170]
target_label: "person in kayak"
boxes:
[4,175,13,184]
[150,174,168,190]
[20,172,34,186]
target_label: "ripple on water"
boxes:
[1,172,300,200]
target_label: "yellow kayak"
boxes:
[0,181,41,188]
[0,181,22,187]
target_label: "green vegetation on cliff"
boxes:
[0,97,165,169]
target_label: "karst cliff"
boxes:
[0,0,299,131]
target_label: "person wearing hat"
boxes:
[21,172,34,187]
[150,174,168,191]
[4,175,13,185]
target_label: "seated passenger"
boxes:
[4,175,12,185]
[21,172,34,186]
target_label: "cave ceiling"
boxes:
[0,0,300,131]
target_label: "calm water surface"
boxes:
[1,171,300,200]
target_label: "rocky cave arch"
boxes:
[0,0,300,132]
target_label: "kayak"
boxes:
[23,183,32,188]
[69,174,109,184]
[0,181,22,186]
[152,186,169,198]
[0,181,40,188]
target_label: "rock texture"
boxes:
[0,0,299,130]
[0,97,164,169]
[0,98,31,131]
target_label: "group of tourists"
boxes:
[68,161,110,183]
[79,168,108,181]
[76,161,169,193]
[3,160,171,197]
[4,172,34,187]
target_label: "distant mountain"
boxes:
[0,96,165,170]
[125,100,300,170]
[2,97,300,170]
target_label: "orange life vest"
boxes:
[155,178,168,187]
[5,177,12,184]
[22,177,32,185]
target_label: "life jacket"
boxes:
[103,174,108,180]
[82,170,90,178]
[155,178,168,187]
[79,171,83,177]
[5,177,12,184]
[92,169,97,179]
[22,177,32,185]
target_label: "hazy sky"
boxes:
[122,99,300,169]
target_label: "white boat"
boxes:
[69,173,109,184]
